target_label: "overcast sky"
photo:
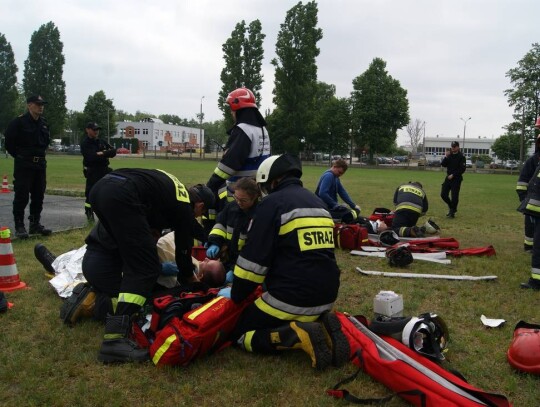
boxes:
[1,0,537,145]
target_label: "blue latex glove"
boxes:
[225,270,234,284]
[161,261,179,276]
[206,244,220,259]
[218,287,231,298]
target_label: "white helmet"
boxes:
[402,313,449,361]
[423,218,441,235]
[256,154,302,195]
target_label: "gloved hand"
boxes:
[225,270,234,284]
[218,287,231,298]
[161,261,179,276]
[206,244,220,259]
[354,205,361,215]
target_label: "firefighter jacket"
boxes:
[393,183,428,215]
[5,112,50,169]
[207,200,258,269]
[102,168,197,276]
[231,177,340,322]
[516,154,540,202]
[81,136,116,172]
[519,163,540,218]
[206,122,270,193]
[441,151,466,178]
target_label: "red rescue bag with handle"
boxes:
[327,312,511,407]
[334,223,369,250]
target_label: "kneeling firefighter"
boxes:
[392,181,436,238]
[230,154,350,370]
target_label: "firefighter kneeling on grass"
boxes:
[229,154,350,370]
[392,181,439,238]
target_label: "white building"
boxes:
[115,118,204,153]
[423,135,495,159]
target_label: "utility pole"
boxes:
[422,121,426,155]
[199,96,205,159]
[460,117,471,155]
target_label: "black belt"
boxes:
[18,155,46,162]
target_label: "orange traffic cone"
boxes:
[0,175,10,193]
[0,227,27,292]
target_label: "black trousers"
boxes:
[12,163,46,220]
[440,176,463,213]
[88,175,161,303]
[84,167,111,207]
[392,210,420,237]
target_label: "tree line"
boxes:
[1,2,538,160]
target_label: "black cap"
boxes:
[86,122,101,130]
[26,95,47,105]
[189,184,216,210]
[451,141,459,147]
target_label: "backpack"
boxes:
[334,223,369,250]
[327,312,511,406]
[148,287,261,366]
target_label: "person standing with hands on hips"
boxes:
[81,122,117,222]
[440,141,466,218]
[4,95,52,239]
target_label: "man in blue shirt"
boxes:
[315,158,360,223]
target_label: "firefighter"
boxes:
[230,154,349,370]
[62,168,215,363]
[516,122,540,252]
[206,177,260,272]
[4,95,52,238]
[205,87,271,228]
[80,122,117,222]
[392,181,433,237]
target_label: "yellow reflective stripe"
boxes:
[156,169,190,203]
[238,238,246,250]
[0,228,10,239]
[209,228,227,239]
[152,334,177,365]
[213,167,230,180]
[234,264,265,284]
[298,227,335,251]
[84,202,92,209]
[187,297,223,320]
[254,297,319,322]
[118,293,146,307]
[525,203,540,213]
[396,204,422,214]
[279,217,334,236]
[399,185,424,197]
[243,331,255,352]
[218,190,228,200]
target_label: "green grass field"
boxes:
[0,155,538,406]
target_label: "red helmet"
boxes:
[226,88,257,111]
[507,320,540,375]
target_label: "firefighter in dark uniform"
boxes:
[205,87,271,229]
[4,95,52,239]
[206,177,260,271]
[440,141,466,218]
[61,168,215,363]
[230,154,349,370]
[516,126,540,252]
[392,181,429,237]
[518,148,540,290]
[80,122,117,222]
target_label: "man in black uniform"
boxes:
[440,141,466,218]
[5,95,52,239]
[230,154,349,370]
[516,126,540,252]
[80,122,117,222]
[62,168,215,363]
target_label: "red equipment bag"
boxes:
[327,312,511,407]
[149,288,261,366]
[368,207,395,227]
[334,223,369,250]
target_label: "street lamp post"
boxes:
[422,121,426,155]
[199,96,205,159]
[460,117,471,155]
[107,108,110,144]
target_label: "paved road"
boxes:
[0,192,87,238]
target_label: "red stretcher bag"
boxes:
[149,288,261,366]
[327,312,511,407]
[334,224,369,250]
[368,207,395,227]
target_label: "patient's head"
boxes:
[196,258,226,287]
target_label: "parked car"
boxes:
[66,145,80,154]
[466,159,473,168]
[427,157,441,167]
[393,156,408,163]
[116,147,130,154]
[504,160,518,170]
[489,162,500,169]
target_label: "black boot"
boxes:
[238,321,332,370]
[14,219,29,239]
[84,206,95,222]
[34,243,57,275]
[98,314,149,363]
[520,278,540,290]
[320,312,350,367]
[29,215,52,236]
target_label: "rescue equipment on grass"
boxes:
[0,227,26,292]
[507,320,540,375]
[326,312,511,406]
[386,245,414,267]
[334,223,369,250]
